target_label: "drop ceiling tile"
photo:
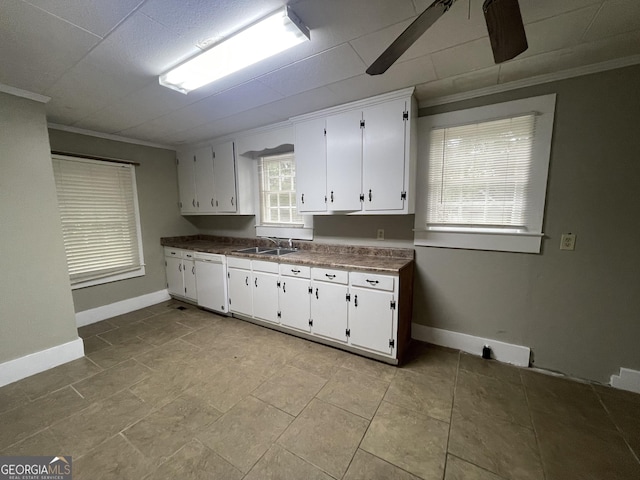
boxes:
[174,110,281,145]
[431,37,494,79]
[25,0,143,38]
[498,29,640,84]
[519,0,604,23]
[583,0,640,41]
[258,43,366,96]
[0,0,100,93]
[250,87,341,121]
[521,5,601,58]
[325,54,437,104]
[415,65,500,102]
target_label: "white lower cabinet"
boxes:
[310,268,349,343]
[164,248,196,301]
[252,261,279,324]
[228,257,253,317]
[279,264,311,332]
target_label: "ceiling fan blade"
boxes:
[483,0,528,63]
[366,0,456,76]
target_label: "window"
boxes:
[256,152,313,240]
[52,155,145,288]
[415,94,556,253]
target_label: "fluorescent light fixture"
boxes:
[159,6,310,94]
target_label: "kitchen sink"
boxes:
[260,248,297,256]
[235,246,274,254]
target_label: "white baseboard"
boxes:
[412,324,531,367]
[610,368,640,394]
[75,289,171,327]
[0,338,85,388]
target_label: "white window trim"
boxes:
[52,154,145,289]
[253,152,314,241]
[414,94,556,253]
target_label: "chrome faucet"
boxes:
[288,238,293,249]
[266,237,281,248]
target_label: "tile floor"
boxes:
[1,300,639,480]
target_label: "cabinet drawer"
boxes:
[182,251,195,260]
[227,256,252,269]
[350,272,395,291]
[280,264,311,279]
[164,247,183,258]
[252,260,279,274]
[312,267,348,284]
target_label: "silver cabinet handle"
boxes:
[283,282,286,293]
[245,276,248,286]
[368,189,372,202]
[315,288,319,299]
[354,295,358,307]
[330,191,334,202]
[255,278,258,287]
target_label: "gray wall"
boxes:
[0,93,78,363]
[48,130,198,313]
[194,65,640,384]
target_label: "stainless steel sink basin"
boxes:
[235,246,274,254]
[260,248,297,256]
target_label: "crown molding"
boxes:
[0,83,50,103]
[47,123,175,150]
[419,55,640,108]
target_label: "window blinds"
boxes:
[258,153,303,226]
[52,157,142,284]
[427,114,536,230]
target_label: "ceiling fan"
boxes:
[366,0,528,75]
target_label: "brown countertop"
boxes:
[161,235,414,274]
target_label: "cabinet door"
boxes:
[295,118,327,213]
[362,99,407,211]
[310,281,349,342]
[195,260,228,313]
[183,258,197,301]
[228,268,253,316]
[280,277,311,332]
[165,257,184,296]
[348,287,395,355]
[213,141,238,213]
[194,146,215,212]
[177,152,196,213]
[326,110,363,211]
[253,271,279,323]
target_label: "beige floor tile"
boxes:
[0,386,86,449]
[253,365,326,416]
[51,390,151,459]
[384,369,454,422]
[140,310,187,328]
[123,392,221,462]
[77,320,117,339]
[198,396,293,473]
[287,346,347,379]
[176,311,224,330]
[88,336,155,369]
[82,335,111,355]
[594,384,640,405]
[598,390,640,438]
[444,455,505,480]
[401,343,459,376]
[17,357,102,400]
[459,353,523,385]
[278,398,369,479]
[107,308,156,327]
[448,409,544,480]
[455,369,531,428]
[244,444,333,480]
[137,321,193,347]
[522,370,616,432]
[144,439,243,480]
[532,408,640,480]
[341,354,398,383]
[361,401,449,480]
[343,449,422,480]
[74,433,153,480]
[97,321,158,345]
[2,428,60,456]
[0,381,29,415]
[317,367,389,419]
[72,359,151,402]
[133,338,200,371]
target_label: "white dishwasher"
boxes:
[194,252,228,314]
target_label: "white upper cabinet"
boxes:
[295,118,327,213]
[292,87,416,215]
[326,110,363,211]
[176,140,254,215]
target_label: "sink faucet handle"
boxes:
[288,238,293,249]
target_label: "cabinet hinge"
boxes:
[227,272,230,279]
[324,195,327,203]
[390,300,396,310]
[184,287,187,294]
[389,339,395,348]
[212,151,216,159]
[193,155,196,162]
[166,282,168,288]
[277,311,281,318]
[359,193,364,202]
[360,119,365,128]
[309,319,313,326]
[346,293,351,302]
[308,287,313,294]
[346,329,351,337]
[403,111,409,121]
[176,157,179,165]
[229,298,231,305]
[165,260,167,267]
[324,128,326,136]
[400,191,407,200]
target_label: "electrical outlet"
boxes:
[376,229,385,240]
[560,233,576,251]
